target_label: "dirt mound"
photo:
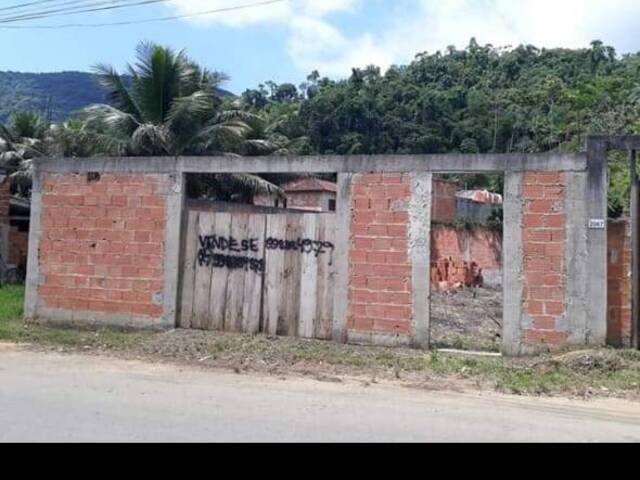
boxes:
[555,350,626,374]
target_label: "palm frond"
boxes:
[131,123,172,156]
[166,91,215,128]
[82,104,139,132]
[196,121,253,151]
[242,139,282,156]
[215,173,285,198]
[93,63,141,117]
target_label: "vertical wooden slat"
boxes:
[224,213,248,332]
[298,214,318,338]
[242,214,266,334]
[315,214,336,340]
[178,209,199,328]
[192,212,216,330]
[207,212,231,331]
[281,213,303,336]
[263,215,286,336]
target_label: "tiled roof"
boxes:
[282,178,337,193]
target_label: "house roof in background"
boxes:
[455,190,503,205]
[282,178,337,193]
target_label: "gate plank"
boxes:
[207,212,232,331]
[263,215,286,336]
[224,213,249,332]
[178,209,199,329]
[315,214,336,340]
[242,214,266,334]
[281,213,303,337]
[192,212,216,330]
[298,214,318,338]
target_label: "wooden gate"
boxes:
[178,205,336,340]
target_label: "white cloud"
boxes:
[168,0,640,78]
[166,0,356,27]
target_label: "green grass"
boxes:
[0,286,152,349]
[1,285,639,398]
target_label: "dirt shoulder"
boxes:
[7,324,640,401]
[2,286,639,401]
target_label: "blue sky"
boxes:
[1,0,640,94]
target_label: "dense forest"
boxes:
[1,39,639,214]
[238,39,640,214]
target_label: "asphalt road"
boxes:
[1,343,639,442]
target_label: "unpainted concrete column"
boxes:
[564,171,589,344]
[162,173,186,328]
[408,172,432,349]
[24,169,43,319]
[503,172,524,355]
[586,140,609,345]
[332,173,353,343]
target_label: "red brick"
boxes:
[373,319,410,334]
[527,199,555,213]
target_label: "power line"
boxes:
[0,0,170,23]
[0,0,115,21]
[0,0,129,20]
[0,0,57,13]
[0,0,287,28]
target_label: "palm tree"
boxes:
[0,111,50,197]
[83,41,284,200]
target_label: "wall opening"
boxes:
[180,172,338,338]
[607,150,634,348]
[429,173,504,352]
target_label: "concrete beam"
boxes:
[36,152,587,175]
[587,135,640,151]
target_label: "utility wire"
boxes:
[0,0,117,21]
[0,0,132,20]
[0,0,287,28]
[0,0,57,13]
[0,0,170,23]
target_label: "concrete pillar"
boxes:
[162,173,186,328]
[24,169,43,319]
[586,139,609,345]
[502,172,524,355]
[408,172,432,349]
[332,173,353,343]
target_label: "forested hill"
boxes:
[0,70,234,123]
[247,41,640,156]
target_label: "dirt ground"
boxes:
[430,286,503,352]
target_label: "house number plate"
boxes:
[588,219,606,230]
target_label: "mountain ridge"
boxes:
[0,70,235,123]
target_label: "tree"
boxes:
[82,41,285,200]
[0,111,50,197]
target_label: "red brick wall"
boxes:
[37,173,168,319]
[0,178,9,226]
[607,219,632,347]
[8,226,28,267]
[348,173,412,336]
[431,224,501,268]
[430,224,502,290]
[521,172,568,348]
[432,178,458,223]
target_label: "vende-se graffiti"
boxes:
[197,234,335,273]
